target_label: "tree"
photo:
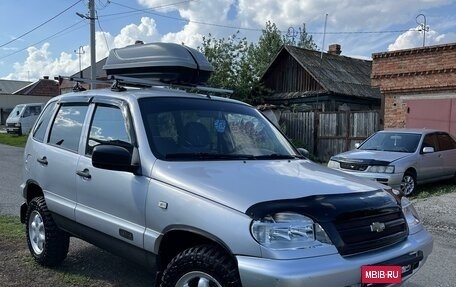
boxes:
[282,24,317,50]
[198,32,254,100]
[251,21,284,81]
[199,21,317,104]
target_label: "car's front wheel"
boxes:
[401,171,417,196]
[160,244,241,287]
[25,196,69,267]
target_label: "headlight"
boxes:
[15,122,21,127]
[401,197,420,228]
[327,160,340,169]
[251,212,333,250]
[368,165,395,173]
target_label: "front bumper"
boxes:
[337,170,403,190]
[6,126,22,135]
[236,228,433,287]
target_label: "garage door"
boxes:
[405,98,456,136]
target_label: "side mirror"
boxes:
[92,145,136,173]
[354,143,360,148]
[297,148,309,157]
[422,146,435,154]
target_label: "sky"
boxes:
[0,0,455,82]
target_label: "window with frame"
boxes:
[437,133,456,151]
[33,102,56,142]
[86,105,132,156]
[48,105,88,152]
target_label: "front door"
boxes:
[75,101,147,249]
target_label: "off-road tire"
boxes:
[25,196,69,267]
[160,244,241,287]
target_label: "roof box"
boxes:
[103,42,213,85]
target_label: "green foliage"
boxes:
[199,21,317,104]
[283,23,318,50]
[0,133,27,147]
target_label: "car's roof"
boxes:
[378,128,445,135]
[53,86,247,106]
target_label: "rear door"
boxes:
[75,99,148,249]
[435,132,456,177]
[418,133,443,181]
[35,101,89,220]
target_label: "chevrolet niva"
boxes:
[20,43,432,287]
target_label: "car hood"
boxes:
[6,116,19,123]
[331,149,410,164]
[151,159,387,213]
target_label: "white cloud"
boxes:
[388,26,456,51]
[4,17,160,81]
[2,1,456,81]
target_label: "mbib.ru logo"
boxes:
[362,266,402,284]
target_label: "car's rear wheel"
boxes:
[160,244,241,287]
[401,171,416,196]
[25,196,69,267]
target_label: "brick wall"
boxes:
[371,43,456,129]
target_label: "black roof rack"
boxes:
[57,75,233,95]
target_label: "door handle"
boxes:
[37,156,48,165]
[76,169,91,179]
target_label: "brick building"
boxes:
[371,43,456,135]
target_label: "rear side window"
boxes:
[48,105,88,152]
[437,133,456,151]
[33,102,56,142]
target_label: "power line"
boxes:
[107,1,419,36]
[0,20,86,61]
[0,0,83,48]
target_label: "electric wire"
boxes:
[0,0,83,48]
[96,11,111,52]
[107,0,418,35]
[0,20,86,60]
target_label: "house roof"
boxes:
[59,58,108,90]
[0,79,32,94]
[14,78,59,97]
[263,45,380,99]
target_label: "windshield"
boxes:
[359,132,421,153]
[139,97,298,161]
[8,105,25,118]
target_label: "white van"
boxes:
[6,103,44,135]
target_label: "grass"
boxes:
[0,215,24,240]
[413,179,456,199]
[0,133,27,147]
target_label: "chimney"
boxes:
[43,76,49,80]
[328,44,341,55]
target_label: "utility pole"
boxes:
[76,0,96,89]
[89,0,96,89]
[74,46,85,78]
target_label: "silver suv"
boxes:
[20,43,432,287]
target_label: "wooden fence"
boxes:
[279,110,379,162]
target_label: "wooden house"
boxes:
[261,44,380,111]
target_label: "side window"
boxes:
[437,133,456,151]
[48,105,88,152]
[33,102,56,143]
[422,134,438,151]
[22,107,31,117]
[86,105,132,156]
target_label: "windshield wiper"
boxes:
[253,154,298,160]
[165,153,255,161]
